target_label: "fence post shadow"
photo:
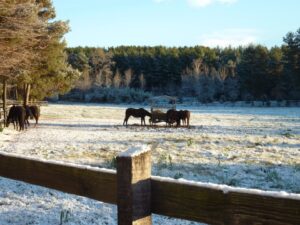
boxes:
[117,146,152,225]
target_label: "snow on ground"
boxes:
[0,103,300,225]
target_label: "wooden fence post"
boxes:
[2,78,7,119]
[117,146,152,225]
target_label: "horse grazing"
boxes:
[123,108,152,126]
[149,110,168,126]
[166,109,181,127]
[179,110,191,127]
[24,105,40,127]
[25,106,33,127]
[29,105,40,126]
[6,105,26,131]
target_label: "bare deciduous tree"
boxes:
[124,68,132,88]
[113,69,122,88]
[139,73,146,89]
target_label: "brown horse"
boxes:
[123,108,152,126]
[166,109,181,127]
[29,105,40,126]
[180,110,191,127]
[149,110,168,126]
[166,109,191,127]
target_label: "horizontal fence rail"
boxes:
[0,108,7,127]
[0,100,48,106]
[0,153,117,204]
[151,177,300,225]
[0,151,300,225]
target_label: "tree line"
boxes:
[1,1,299,105]
[67,29,300,102]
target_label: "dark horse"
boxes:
[123,108,152,126]
[166,109,181,127]
[166,109,191,127]
[29,105,40,126]
[6,105,26,131]
[179,110,191,128]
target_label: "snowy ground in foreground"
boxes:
[0,103,300,225]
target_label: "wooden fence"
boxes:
[0,148,299,225]
[0,108,7,128]
[0,100,48,106]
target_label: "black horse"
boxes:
[166,109,181,127]
[166,109,191,127]
[6,105,26,131]
[25,106,33,127]
[123,108,152,126]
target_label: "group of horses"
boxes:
[6,105,40,131]
[123,108,190,127]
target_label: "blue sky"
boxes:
[52,0,300,48]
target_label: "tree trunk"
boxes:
[23,83,31,107]
[15,87,18,101]
[2,79,7,119]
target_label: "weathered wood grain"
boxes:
[0,153,117,204]
[151,177,300,225]
[2,79,7,119]
[0,152,300,225]
[117,147,152,225]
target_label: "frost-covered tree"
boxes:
[139,73,146,89]
[224,76,239,101]
[113,69,122,88]
[283,28,300,99]
[90,49,114,87]
[0,0,80,105]
[124,68,133,88]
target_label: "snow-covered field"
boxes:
[0,103,300,225]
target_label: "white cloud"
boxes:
[187,0,238,7]
[199,29,259,48]
[153,0,173,3]
[218,0,238,4]
[187,0,213,7]
[153,0,238,7]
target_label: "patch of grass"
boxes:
[174,172,183,179]
[265,170,281,182]
[60,209,71,225]
[294,164,300,171]
[227,178,240,186]
[186,138,194,147]
[157,152,173,169]
[281,131,294,138]
[247,142,262,148]
[223,146,232,152]
[105,154,117,169]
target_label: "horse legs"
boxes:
[19,117,25,131]
[25,119,30,127]
[14,120,19,130]
[34,115,39,127]
[182,119,186,126]
[141,117,145,126]
[123,115,129,126]
[176,118,181,127]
